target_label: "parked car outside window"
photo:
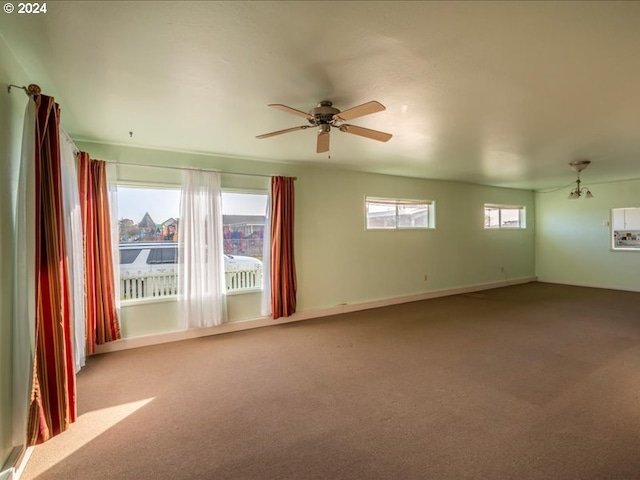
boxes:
[118,242,263,300]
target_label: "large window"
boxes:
[484,204,526,229]
[365,197,435,230]
[612,207,640,251]
[116,186,269,301]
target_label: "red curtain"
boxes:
[27,94,76,445]
[78,153,121,354]
[270,176,297,318]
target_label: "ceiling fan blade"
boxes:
[256,125,309,139]
[317,132,330,153]
[339,124,392,142]
[334,101,386,121]
[268,104,314,120]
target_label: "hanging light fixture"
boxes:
[568,160,593,199]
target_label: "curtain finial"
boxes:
[7,83,42,97]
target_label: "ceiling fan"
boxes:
[256,100,392,153]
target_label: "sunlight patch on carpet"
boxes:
[26,398,155,478]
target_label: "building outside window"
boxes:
[118,186,180,244]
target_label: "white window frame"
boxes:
[365,196,435,230]
[484,204,526,229]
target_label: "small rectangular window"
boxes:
[365,197,434,230]
[484,204,526,229]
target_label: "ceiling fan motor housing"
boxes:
[308,100,341,125]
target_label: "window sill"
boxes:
[227,288,262,296]
[483,227,526,230]
[121,296,177,307]
[365,227,435,231]
[120,289,262,306]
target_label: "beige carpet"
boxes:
[22,282,640,479]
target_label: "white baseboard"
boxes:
[536,278,640,293]
[96,276,537,354]
[0,446,33,480]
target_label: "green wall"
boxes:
[79,141,536,338]
[0,33,31,469]
[294,168,535,308]
[535,179,640,291]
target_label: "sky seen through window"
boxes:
[117,188,267,225]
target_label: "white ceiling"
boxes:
[2,1,640,190]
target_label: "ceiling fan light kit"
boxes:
[568,160,594,199]
[256,100,392,153]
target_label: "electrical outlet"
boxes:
[500,266,504,273]
[424,274,428,281]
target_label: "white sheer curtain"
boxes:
[59,128,86,373]
[178,170,226,328]
[12,100,36,447]
[106,163,121,316]
[260,189,272,317]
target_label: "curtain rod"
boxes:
[60,127,80,154]
[103,160,296,180]
[9,83,295,181]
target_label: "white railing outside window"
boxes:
[120,265,263,301]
